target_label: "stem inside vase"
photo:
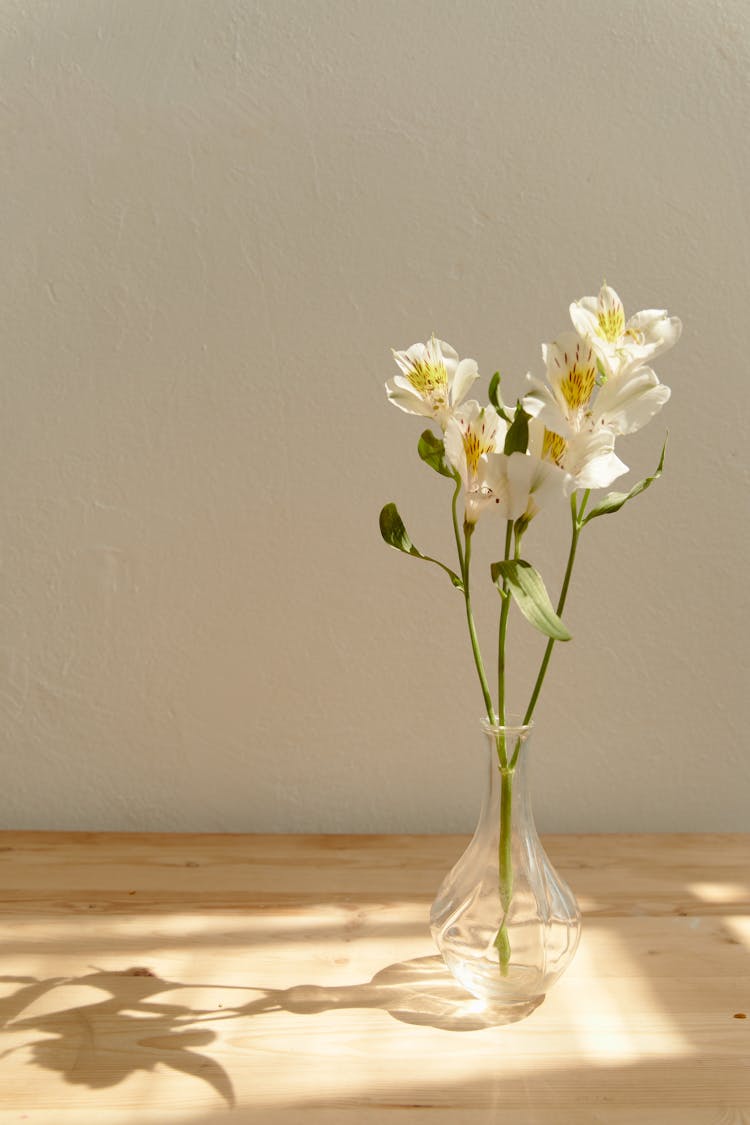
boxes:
[493,728,524,974]
[430,718,581,1012]
[494,765,514,973]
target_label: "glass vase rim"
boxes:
[479,716,534,736]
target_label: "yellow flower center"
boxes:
[597,305,625,343]
[462,421,495,475]
[560,344,597,411]
[542,428,567,467]
[461,418,494,479]
[406,359,448,396]
[624,326,645,346]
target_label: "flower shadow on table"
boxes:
[0,967,237,1106]
[0,955,533,1107]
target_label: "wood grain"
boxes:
[0,832,748,1123]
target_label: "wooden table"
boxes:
[0,832,748,1123]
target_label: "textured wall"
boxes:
[0,0,748,832]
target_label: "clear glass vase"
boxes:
[430,719,581,1018]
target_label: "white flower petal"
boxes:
[391,374,419,392]
[625,308,667,330]
[565,429,628,489]
[532,459,573,507]
[385,380,436,417]
[453,399,483,426]
[450,358,480,408]
[522,376,551,416]
[392,343,427,377]
[453,400,504,441]
[594,367,671,435]
[504,453,535,520]
[444,416,468,485]
[599,283,624,311]
[504,452,571,521]
[475,453,514,521]
[576,450,629,489]
[626,310,682,353]
[430,336,459,371]
[526,414,545,458]
[523,379,576,439]
[569,296,601,341]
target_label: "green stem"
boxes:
[493,519,522,974]
[523,491,585,727]
[494,764,514,976]
[451,474,465,577]
[462,523,496,725]
[495,490,589,974]
[496,521,514,765]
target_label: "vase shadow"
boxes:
[214,955,544,1031]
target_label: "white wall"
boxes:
[0,0,748,833]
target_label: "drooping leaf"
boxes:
[417,430,456,479]
[379,503,463,589]
[491,559,571,641]
[583,435,667,524]
[488,372,512,421]
[503,401,530,456]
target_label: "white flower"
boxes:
[528,416,626,492]
[593,365,671,435]
[535,332,669,438]
[533,333,600,437]
[483,446,572,527]
[445,401,505,522]
[445,401,570,525]
[445,400,504,486]
[524,333,630,489]
[570,282,682,380]
[386,336,479,430]
[539,330,670,436]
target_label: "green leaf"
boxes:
[379,503,464,589]
[488,372,512,422]
[491,559,572,641]
[488,371,502,408]
[583,435,668,524]
[417,430,456,479]
[488,373,503,414]
[503,401,530,456]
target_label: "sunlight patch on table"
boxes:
[550,929,691,1062]
[688,881,749,904]
[723,915,750,949]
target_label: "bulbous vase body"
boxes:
[430,721,581,1016]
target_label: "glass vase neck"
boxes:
[480,718,533,770]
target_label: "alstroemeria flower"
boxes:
[523,333,631,489]
[445,401,570,525]
[386,336,479,430]
[483,446,572,527]
[445,401,504,486]
[539,333,670,437]
[528,415,626,492]
[569,283,682,380]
